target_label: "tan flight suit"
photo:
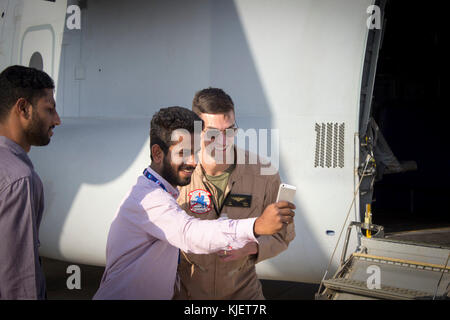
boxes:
[173,151,296,300]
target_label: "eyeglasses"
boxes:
[203,124,239,141]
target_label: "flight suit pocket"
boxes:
[225,195,263,219]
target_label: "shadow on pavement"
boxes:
[41,257,318,300]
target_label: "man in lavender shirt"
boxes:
[93,107,295,299]
[0,66,61,299]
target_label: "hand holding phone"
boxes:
[253,183,296,236]
[276,183,296,203]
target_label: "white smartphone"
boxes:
[276,183,296,203]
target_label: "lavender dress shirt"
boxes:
[0,136,46,300]
[93,167,258,300]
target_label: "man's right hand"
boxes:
[253,201,295,236]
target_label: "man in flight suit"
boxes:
[174,88,296,300]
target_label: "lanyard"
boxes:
[143,168,180,264]
[143,169,168,193]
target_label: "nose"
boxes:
[221,132,228,146]
[54,111,61,126]
[186,153,198,167]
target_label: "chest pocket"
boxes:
[223,176,266,219]
[224,194,263,219]
[223,194,252,208]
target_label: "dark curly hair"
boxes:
[0,65,55,122]
[192,87,234,116]
[150,106,203,160]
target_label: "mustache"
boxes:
[179,165,196,171]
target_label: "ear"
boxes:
[150,144,164,164]
[15,98,32,120]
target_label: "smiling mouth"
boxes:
[180,167,195,175]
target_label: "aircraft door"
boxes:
[20,24,55,77]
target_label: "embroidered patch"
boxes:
[189,189,212,214]
[224,194,252,208]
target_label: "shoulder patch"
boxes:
[188,189,212,214]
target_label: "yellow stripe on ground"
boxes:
[353,253,450,271]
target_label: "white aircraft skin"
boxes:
[0,0,377,285]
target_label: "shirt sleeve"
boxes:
[0,178,41,299]
[255,173,296,264]
[136,188,258,254]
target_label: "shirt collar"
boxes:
[0,136,34,169]
[145,166,179,199]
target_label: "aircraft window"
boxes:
[29,52,44,71]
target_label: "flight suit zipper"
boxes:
[200,179,220,298]
[201,177,237,298]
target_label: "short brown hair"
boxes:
[192,87,234,116]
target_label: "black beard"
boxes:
[161,156,194,187]
[25,109,51,146]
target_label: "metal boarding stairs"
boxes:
[317,222,450,300]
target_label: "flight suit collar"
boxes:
[196,147,246,186]
[194,148,249,214]
[196,147,246,182]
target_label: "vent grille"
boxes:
[315,123,345,168]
